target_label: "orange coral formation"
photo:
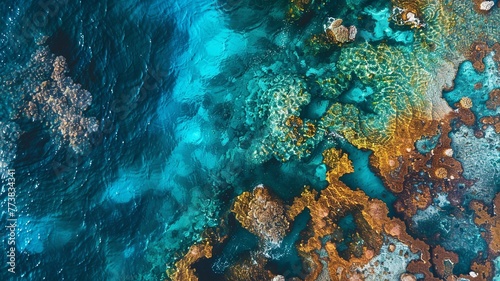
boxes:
[284,115,317,147]
[231,185,290,245]
[287,187,317,221]
[322,148,354,177]
[459,97,473,109]
[431,245,458,279]
[169,242,213,281]
[325,18,357,45]
[480,115,500,133]
[470,193,500,256]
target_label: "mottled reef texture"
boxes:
[168,0,500,280]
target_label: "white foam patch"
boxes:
[17,216,75,254]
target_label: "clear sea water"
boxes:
[1,0,498,280]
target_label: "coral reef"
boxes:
[21,46,98,154]
[232,185,290,247]
[0,121,20,178]
[225,255,274,281]
[486,89,500,110]
[245,74,319,163]
[203,152,441,281]
[480,115,500,133]
[170,145,497,280]
[465,42,494,73]
[324,18,357,45]
[169,242,213,281]
[286,148,442,281]
[318,42,449,193]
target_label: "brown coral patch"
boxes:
[480,115,500,133]
[486,89,500,110]
[466,41,489,72]
[288,149,440,281]
[324,19,356,45]
[231,185,290,244]
[458,261,493,281]
[225,255,274,281]
[394,183,432,218]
